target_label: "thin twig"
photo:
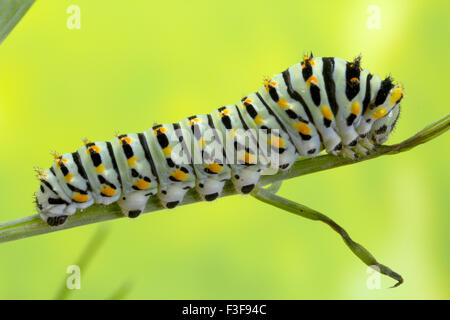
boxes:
[0,114,448,243]
[0,0,35,45]
[252,187,403,287]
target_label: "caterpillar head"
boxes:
[357,77,404,138]
[369,103,401,145]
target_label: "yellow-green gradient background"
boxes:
[0,0,448,299]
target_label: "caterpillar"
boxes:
[35,54,404,226]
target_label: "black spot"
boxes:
[268,86,279,102]
[346,113,357,126]
[166,158,175,168]
[131,169,139,177]
[57,216,67,225]
[241,184,255,194]
[199,183,204,188]
[98,175,106,184]
[366,118,371,123]
[59,163,69,176]
[234,175,240,180]
[279,163,290,170]
[40,185,45,193]
[48,198,68,205]
[166,201,179,209]
[90,152,102,167]
[300,133,312,141]
[334,143,343,151]
[322,58,339,116]
[285,109,297,119]
[205,193,219,201]
[375,77,394,106]
[122,143,134,159]
[348,139,357,147]
[221,116,232,129]
[245,104,258,118]
[161,190,167,194]
[302,60,313,81]
[310,84,321,106]
[307,148,316,154]
[345,57,361,100]
[128,210,141,218]
[47,215,67,226]
[359,133,367,138]
[122,197,126,200]
[323,118,332,128]
[156,132,169,148]
[46,217,55,226]
[362,74,373,114]
[180,167,189,173]
[375,124,388,134]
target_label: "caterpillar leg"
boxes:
[39,212,69,227]
[118,189,155,218]
[196,178,225,202]
[158,184,190,209]
[231,167,262,194]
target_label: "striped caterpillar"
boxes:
[35,54,404,226]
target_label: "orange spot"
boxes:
[90,145,100,153]
[254,114,263,125]
[321,106,333,120]
[171,169,187,181]
[134,179,150,190]
[162,146,172,156]
[95,164,105,173]
[270,81,277,86]
[100,186,116,197]
[350,77,359,83]
[64,173,74,182]
[153,127,167,135]
[189,118,200,125]
[73,193,89,203]
[268,136,285,149]
[127,157,137,166]
[306,76,318,86]
[293,122,311,135]
[86,145,100,155]
[351,102,360,115]
[242,152,256,164]
[390,87,404,103]
[120,136,132,145]
[278,99,288,108]
[206,162,223,173]
[373,108,387,119]
[264,78,270,91]
[244,98,253,104]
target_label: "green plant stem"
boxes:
[252,187,403,287]
[0,114,448,244]
[0,0,35,45]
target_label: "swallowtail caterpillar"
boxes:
[35,54,404,226]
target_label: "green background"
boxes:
[0,0,448,299]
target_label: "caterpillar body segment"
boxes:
[179,114,231,202]
[112,133,158,218]
[148,124,196,209]
[35,55,405,226]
